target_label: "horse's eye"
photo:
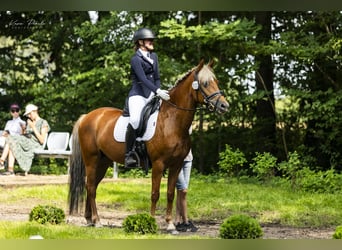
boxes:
[203,81,209,88]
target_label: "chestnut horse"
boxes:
[68,59,228,230]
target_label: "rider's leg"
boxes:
[125,95,145,167]
[125,93,154,167]
[125,123,137,167]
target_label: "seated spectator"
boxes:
[0,103,26,149]
[0,104,50,176]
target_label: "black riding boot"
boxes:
[125,124,137,168]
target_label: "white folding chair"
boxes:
[47,132,70,151]
[68,134,73,151]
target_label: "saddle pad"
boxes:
[113,111,159,142]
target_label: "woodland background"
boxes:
[0,11,341,176]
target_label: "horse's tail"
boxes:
[68,114,86,215]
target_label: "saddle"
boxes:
[123,96,160,174]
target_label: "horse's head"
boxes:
[193,59,229,114]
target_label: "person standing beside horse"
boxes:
[125,27,170,168]
[174,127,198,232]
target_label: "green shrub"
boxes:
[278,151,342,193]
[219,214,263,239]
[29,205,65,225]
[122,213,158,234]
[28,158,68,175]
[120,168,149,178]
[250,152,277,182]
[333,225,342,239]
[218,145,247,177]
[278,151,303,189]
[297,168,342,193]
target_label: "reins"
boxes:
[163,99,204,112]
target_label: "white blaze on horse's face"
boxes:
[198,72,229,114]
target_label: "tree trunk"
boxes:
[254,11,276,154]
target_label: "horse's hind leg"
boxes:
[85,181,100,226]
[84,163,100,226]
[84,158,109,227]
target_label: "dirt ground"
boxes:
[0,174,336,239]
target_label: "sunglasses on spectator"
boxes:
[11,109,19,113]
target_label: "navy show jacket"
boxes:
[128,50,161,98]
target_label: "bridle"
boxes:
[194,72,225,112]
[164,71,225,112]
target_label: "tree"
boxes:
[272,11,342,170]
[253,12,276,155]
[1,11,342,174]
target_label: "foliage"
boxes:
[278,151,342,193]
[295,168,342,194]
[122,213,158,234]
[218,144,247,176]
[159,18,259,48]
[250,152,278,181]
[219,214,263,239]
[30,158,68,175]
[278,151,304,189]
[333,225,342,239]
[119,168,150,178]
[11,158,68,175]
[29,205,65,225]
[1,11,342,175]
[297,89,342,170]
[217,146,342,193]
[0,221,202,239]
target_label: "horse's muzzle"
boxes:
[216,100,229,114]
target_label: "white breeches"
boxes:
[128,93,154,129]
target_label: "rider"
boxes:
[125,27,170,168]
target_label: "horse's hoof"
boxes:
[166,223,176,232]
[170,230,179,235]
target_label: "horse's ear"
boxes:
[208,59,214,68]
[196,59,205,72]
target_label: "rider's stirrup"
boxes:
[125,152,138,168]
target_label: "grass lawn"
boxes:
[0,176,341,239]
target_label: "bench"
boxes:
[34,132,72,172]
[0,130,4,149]
[34,131,119,178]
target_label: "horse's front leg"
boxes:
[150,166,163,216]
[165,167,180,232]
[165,186,176,231]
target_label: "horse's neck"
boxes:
[163,78,196,129]
[171,76,196,108]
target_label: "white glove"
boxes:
[156,88,170,101]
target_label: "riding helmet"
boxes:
[133,28,156,43]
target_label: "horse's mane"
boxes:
[173,67,196,87]
[171,64,216,89]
